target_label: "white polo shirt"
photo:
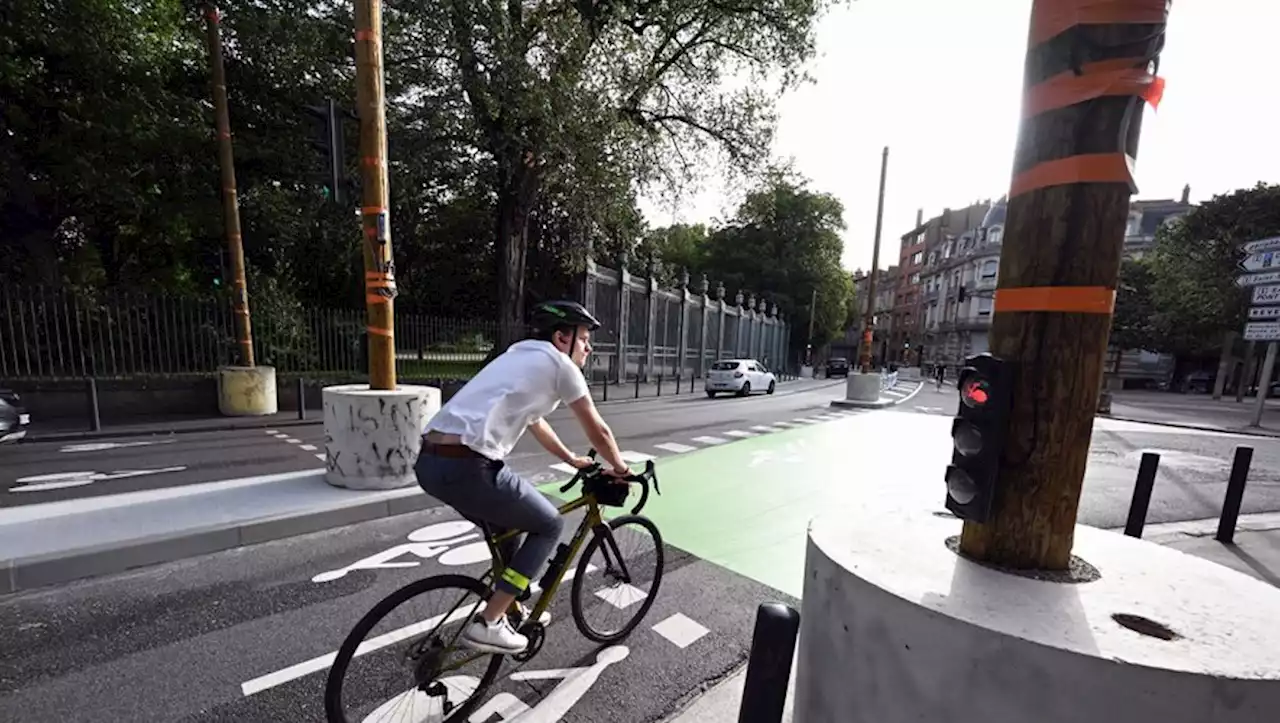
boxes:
[427,340,590,460]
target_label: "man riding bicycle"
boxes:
[415,300,632,655]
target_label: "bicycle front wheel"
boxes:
[324,574,503,723]
[570,514,665,644]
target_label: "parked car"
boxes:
[1179,371,1215,394]
[705,359,777,398]
[0,387,30,444]
[825,357,850,378]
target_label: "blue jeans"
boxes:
[415,453,564,596]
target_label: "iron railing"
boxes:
[0,284,496,381]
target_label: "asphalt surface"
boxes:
[0,379,849,506]
[0,505,788,722]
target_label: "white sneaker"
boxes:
[462,616,529,654]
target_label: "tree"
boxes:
[1149,183,1280,357]
[1110,258,1158,353]
[636,223,710,286]
[413,0,835,347]
[662,172,852,357]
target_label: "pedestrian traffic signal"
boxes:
[304,99,345,205]
[945,353,1015,522]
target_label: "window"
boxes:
[978,298,993,316]
[928,252,937,266]
[911,272,921,284]
[911,251,923,265]
[1125,212,1142,237]
[988,226,1003,245]
[981,260,998,280]
[711,361,741,371]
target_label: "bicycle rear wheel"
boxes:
[570,515,664,644]
[324,574,503,723]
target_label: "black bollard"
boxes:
[1123,452,1160,538]
[657,374,663,397]
[87,377,102,432]
[635,370,641,399]
[1216,445,1254,544]
[738,602,800,723]
[297,377,307,420]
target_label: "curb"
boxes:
[26,417,323,444]
[1,491,437,596]
[1106,511,1280,541]
[828,381,923,410]
[1101,414,1280,439]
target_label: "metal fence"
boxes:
[580,260,792,383]
[0,284,496,381]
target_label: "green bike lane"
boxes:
[545,410,956,600]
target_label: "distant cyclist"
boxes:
[935,363,946,390]
[414,300,632,654]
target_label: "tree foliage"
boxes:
[644,172,853,358]
[1110,258,1158,353]
[1148,183,1280,356]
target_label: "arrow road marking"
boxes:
[9,466,188,493]
[59,439,177,453]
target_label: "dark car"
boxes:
[825,357,850,378]
[0,388,30,444]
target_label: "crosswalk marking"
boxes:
[750,425,779,433]
[691,436,727,445]
[723,430,756,438]
[300,444,317,451]
[654,442,697,454]
[286,438,302,444]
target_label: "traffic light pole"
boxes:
[354,0,396,390]
[203,4,254,367]
[859,146,889,374]
[958,3,1169,569]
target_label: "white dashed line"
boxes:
[723,430,756,439]
[264,430,278,435]
[692,436,728,445]
[300,444,317,451]
[792,418,818,424]
[550,462,576,474]
[750,425,778,433]
[315,453,326,460]
[286,438,301,444]
[273,433,290,439]
[621,451,655,463]
[654,442,697,454]
[652,613,710,649]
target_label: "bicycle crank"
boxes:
[513,622,545,663]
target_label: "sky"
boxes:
[638,0,1280,272]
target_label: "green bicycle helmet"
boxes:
[530,300,601,333]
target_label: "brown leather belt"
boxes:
[421,439,485,459]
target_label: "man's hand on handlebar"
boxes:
[605,464,632,479]
[567,455,595,471]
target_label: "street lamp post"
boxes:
[859,146,889,374]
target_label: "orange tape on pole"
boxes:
[995,286,1116,314]
[1030,0,1169,45]
[1024,58,1165,117]
[1009,153,1135,199]
[367,326,393,336]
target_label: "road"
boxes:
[0,379,849,506]
[5,379,1280,721]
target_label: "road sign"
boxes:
[1235,270,1280,287]
[1242,235,1280,254]
[1252,284,1280,305]
[1239,251,1279,273]
[1243,321,1280,341]
[1249,306,1280,320]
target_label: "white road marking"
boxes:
[620,451,655,463]
[691,436,727,445]
[654,442,697,454]
[272,433,289,439]
[723,430,756,438]
[772,421,796,427]
[264,430,278,435]
[550,462,576,474]
[299,444,317,451]
[593,583,648,609]
[792,417,819,424]
[652,613,710,649]
[285,438,301,444]
[749,425,778,433]
[9,466,188,493]
[245,563,599,697]
[59,439,176,453]
[315,453,326,460]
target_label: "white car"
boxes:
[705,359,777,398]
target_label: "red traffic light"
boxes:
[961,377,991,408]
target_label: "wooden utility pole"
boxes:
[859,146,889,373]
[1251,342,1277,427]
[354,0,397,389]
[959,0,1170,569]
[203,4,254,367]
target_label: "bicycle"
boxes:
[323,451,665,723]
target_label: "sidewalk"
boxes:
[663,511,1280,723]
[25,377,825,443]
[1107,390,1280,437]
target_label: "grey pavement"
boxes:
[1107,389,1280,437]
[0,507,788,723]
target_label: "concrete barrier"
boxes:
[322,384,440,490]
[217,365,278,416]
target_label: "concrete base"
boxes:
[794,504,1280,723]
[217,366,278,416]
[829,372,890,408]
[800,365,815,379]
[323,384,441,490]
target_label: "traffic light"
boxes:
[304,98,344,205]
[945,353,1015,522]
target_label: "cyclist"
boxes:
[414,300,632,655]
